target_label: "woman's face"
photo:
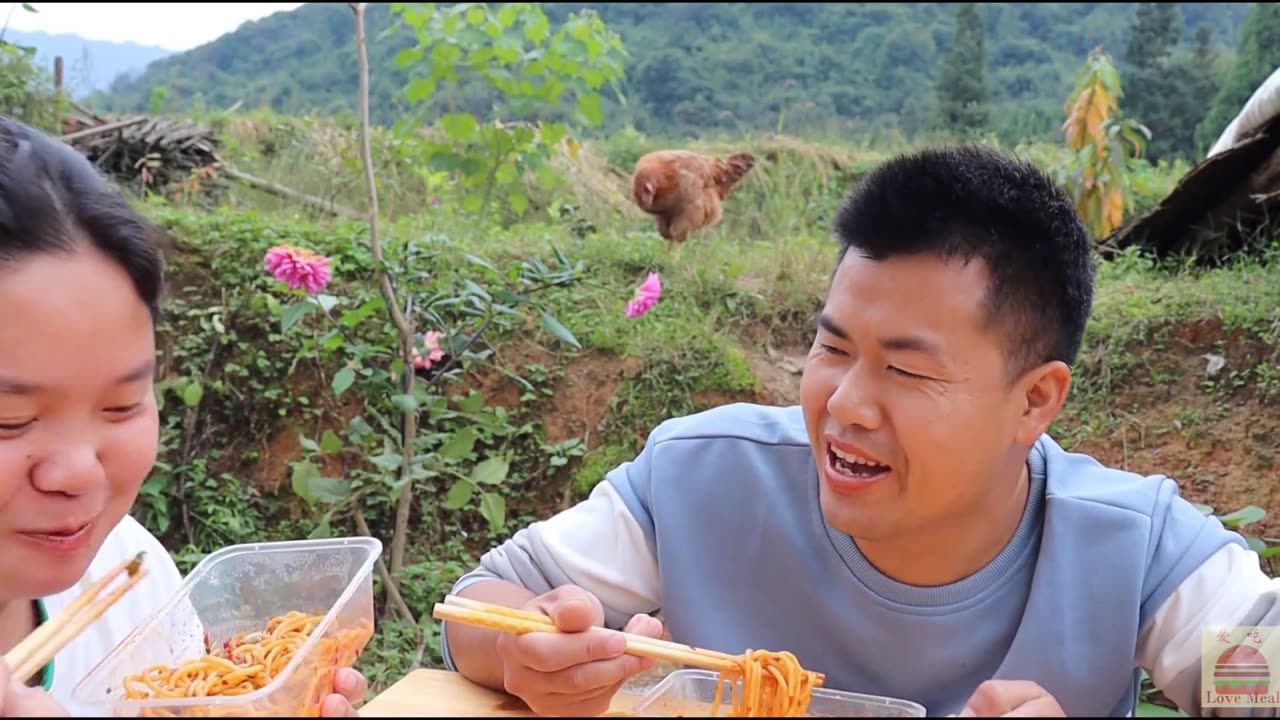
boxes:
[0,241,159,599]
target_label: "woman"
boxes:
[0,116,367,716]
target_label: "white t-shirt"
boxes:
[39,514,185,716]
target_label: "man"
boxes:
[438,144,1276,716]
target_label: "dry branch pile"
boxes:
[61,114,224,198]
[58,110,357,217]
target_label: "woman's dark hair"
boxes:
[0,116,165,318]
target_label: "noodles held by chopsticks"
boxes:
[709,649,821,717]
[121,611,371,717]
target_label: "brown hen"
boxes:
[631,149,756,246]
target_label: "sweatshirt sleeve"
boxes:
[1135,482,1279,716]
[439,432,665,671]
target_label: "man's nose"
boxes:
[827,365,883,430]
[30,443,104,496]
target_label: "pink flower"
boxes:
[412,330,446,370]
[264,244,332,294]
[625,272,662,318]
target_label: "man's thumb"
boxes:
[544,590,603,633]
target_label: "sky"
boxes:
[3,2,304,51]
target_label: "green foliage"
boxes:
[0,3,63,133]
[1119,4,1223,162]
[935,3,987,134]
[1123,3,1180,69]
[1197,1,1280,151]
[91,3,1252,147]
[389,1,626,223]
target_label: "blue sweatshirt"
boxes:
[441,402,1272,716]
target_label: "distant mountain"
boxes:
[4,28,174,98]
[88,2,1252,150]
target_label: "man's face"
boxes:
[0,243,159,600]
[800,250,1062,541]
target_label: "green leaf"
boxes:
[577,93,602,126]
[523,14,550,44]
[479,492,507,532]
[320,430,345,454]
[541,311,581,349]
[291,461,350,505]
[308,511,334,539]
[1247,537,1268,554]
[391,394,420,413]
[540,122,568,146]
[315,294,340,313]
[182,381,204,407]
[332,367,356,396]
[443,479,474,509]
[438,427,478,460]
[281,301,314,332]
[441,112,478,141]
[462,253,500,276]
[497,4,518,27]
[460,390,486,413]
[1219,505,1266,528]
[393,46,423,67]
[508,191,530,215]
[369,452,404,472]
[321,330,345,351]
[1191,502,1214,516]
[299,436,321,453]
[21,3,36,12]
[465,6,484,24]
[471,457,510,486]
[405,77,437,103]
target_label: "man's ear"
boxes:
[1013,360,1072,445]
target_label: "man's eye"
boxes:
[105,403,141,414]
[0,419,34,432]
[890,366,926,379]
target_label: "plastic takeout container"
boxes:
[633,669,927,717]
[73,537,381,717]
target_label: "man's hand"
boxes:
[319,668,369,717]
[0,660,69,717]
[954,680,1065,717]
[496,585,664,716]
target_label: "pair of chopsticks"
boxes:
[433,594,825,683]
[4,552,148,683]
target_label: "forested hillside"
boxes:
[94,2,1255,159]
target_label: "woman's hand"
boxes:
[318,667,370,717]
[0,660,69,717]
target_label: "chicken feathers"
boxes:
[631,150,756,244]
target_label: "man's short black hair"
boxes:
[0,116,165,318]
[833,143,1095,376]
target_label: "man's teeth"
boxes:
[831,446,885,469]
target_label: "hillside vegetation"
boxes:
[93,2,1258,159]
[5,1,1280,716]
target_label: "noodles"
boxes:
[120,611,372,717]
[708,649,822,717]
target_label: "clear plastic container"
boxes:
[633,669,928,717]
[72,537,381,717]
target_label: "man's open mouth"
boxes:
[828,446,890,479]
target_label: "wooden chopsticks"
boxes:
[433,594,825,682]
[4,552,148,683]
